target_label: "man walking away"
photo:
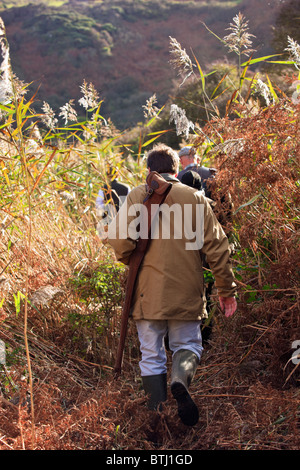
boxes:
[107,144,237,426]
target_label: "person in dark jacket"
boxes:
[96,167,130,238]
[96,168,130,214]
[103,177,130,212]
[181,170,202,192]
[180,170,214,344]
[177,146,216,198]
[178,146,232,233]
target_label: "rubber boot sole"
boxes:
[171,381,199,426]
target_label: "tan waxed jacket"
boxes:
[107,175,237,321]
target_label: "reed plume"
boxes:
[223,12,256,58]
[41,101,58,131]
[78,79,100,109]
[169,103,194,138]
[59,99,77,125]
[142,93,159,119]
[0,17,12,105]
[169,36,194,85]
[285,36,300,70]
[254,78,274,106]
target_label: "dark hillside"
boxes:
[0,0,287,128]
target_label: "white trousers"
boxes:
[136,319,203,377]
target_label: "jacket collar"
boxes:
[160,173,180,182]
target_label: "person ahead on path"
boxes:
[177,146,216,198]
[181,169,203,193]
[96,167,130,239]
[178,146,233,233]
[107,143,237,426]
[96,167,130,215]
[180,169,215,344]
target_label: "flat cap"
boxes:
[178,146,196,158]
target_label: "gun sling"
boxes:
[114,172,172,375]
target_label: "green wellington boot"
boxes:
[171,349,199,426]
[142,373,167,411]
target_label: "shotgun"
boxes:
[114,172,172,375]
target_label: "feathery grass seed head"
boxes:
[0,17,13,105]
[169,104,194,138]
[223,12,256,57]
[285,36,300,70]
[59,99,77,125]
[142,93,159,119]
[254,78,274,106]
[169,36,194,85]
[41,101,58,131]
[79,79,100,110]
